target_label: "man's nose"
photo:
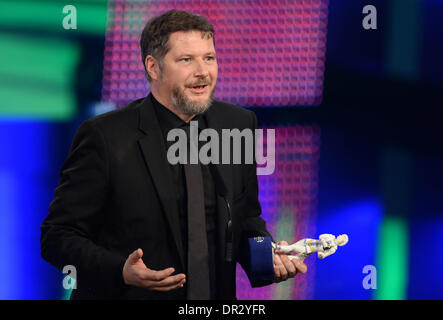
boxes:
[193,59,209,78]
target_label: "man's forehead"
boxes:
[169,30,213,41]
[168,30,215,52]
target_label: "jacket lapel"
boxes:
[137,96,185,270]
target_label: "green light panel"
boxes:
[375,217,409,300]
[0,0,108,35]
[0,33,80,120]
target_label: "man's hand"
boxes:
[273,241,308,283]
[122,248,186,291]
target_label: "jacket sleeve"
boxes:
[40,119,126,296]
[237,111,276,288]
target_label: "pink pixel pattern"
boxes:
[102,0,329,107]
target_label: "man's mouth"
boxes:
[188,84,208,94]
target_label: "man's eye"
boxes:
[181,58,191,62]
[206,56,215,61]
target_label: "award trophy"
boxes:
[273,233,349,262]
[246,234,349,282]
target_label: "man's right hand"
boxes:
[122,248,186,291]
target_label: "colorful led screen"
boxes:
[102,0,329,107]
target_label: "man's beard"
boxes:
[171,85,214,116]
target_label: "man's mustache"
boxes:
[187,81,210,87]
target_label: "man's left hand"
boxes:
[273,241,308,283]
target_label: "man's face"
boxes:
[156,30,218,116]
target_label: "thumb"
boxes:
[129,248,143,263]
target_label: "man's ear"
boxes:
[145,55,160,81]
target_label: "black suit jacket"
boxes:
[41,95,273,299]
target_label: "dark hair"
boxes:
[140,10,215,82]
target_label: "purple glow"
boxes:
[101,0,329,107]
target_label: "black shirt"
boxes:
[150,93,217,299]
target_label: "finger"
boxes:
[292,258,308,274]
[143,273,186,287]
[279,263,288,281]
[151,277,186,291]
[274,254,288,281]
[149,280,185,292]
[279,254,297,278]
[273,253,282,282]
[129,248,143,264]
[273,269,281,282]
[140,267,176,281]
